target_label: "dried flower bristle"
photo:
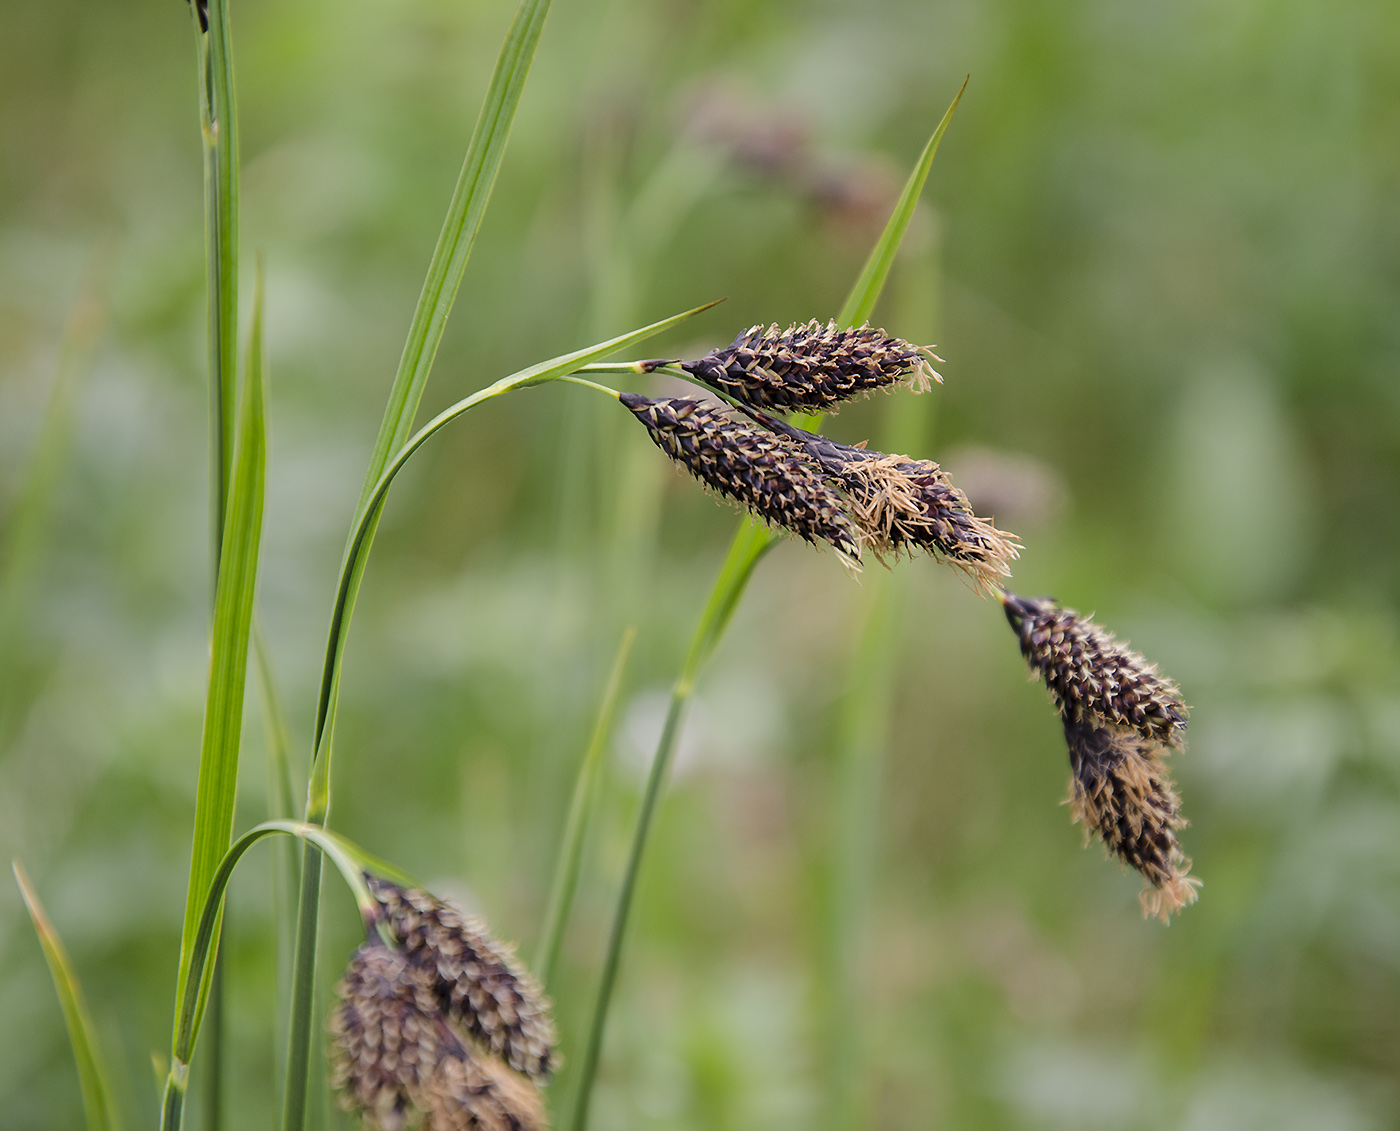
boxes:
[422,1049,546,1131]
[368,878,558,1082]
[1000,593,1186,742]
[620,393,861,561]
[1064,720,1200,922]
[681,320,939,413]
[330,943,547,1131]
[803,439,1018,593]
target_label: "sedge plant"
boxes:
[11,4,1201,1130]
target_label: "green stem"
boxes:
[535,626,636,987]
[567,522,772,1131]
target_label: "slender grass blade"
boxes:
[13,861,125,1131]
[165,265,267,1130]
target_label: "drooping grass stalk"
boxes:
[280,3,553,1123]
[564,83,968,1131]
[279,301,714,1131]
[535,626,636,988]
[825,223,940,1129]
[162,264,267,1131]
[13,862,125,1131]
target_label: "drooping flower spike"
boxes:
[999,591,1198,920]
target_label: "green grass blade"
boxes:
[355,0,554,515]
[836,78,964,329]
[13,862,125,1131]
[565,94,965,1130]
[534,626,636,988]
[165,263,267,1131]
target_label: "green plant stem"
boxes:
[566,85,966,1131]
[567,521,772,1131]
[535,626,636,988]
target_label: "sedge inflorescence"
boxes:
[328,879,555,1131]
[615,317,1194,919]
[1000,592,1198,921]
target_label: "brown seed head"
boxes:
[1000,593,1187,742]
[329,944,456,1131]
[368,878,558,1082]
[620,393,861,561]
[806,439,1018,593]
[330,942,548,1131]
[681,320,939,413]
[1063,719,1200,922]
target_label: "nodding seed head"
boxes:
[620,393,861,562]
[367,878,558,1083]
[329,943,547,1131]
[1063,719,1200,922]
[999,593,1187,742]
[681,320,939,413]
[806,439,1018,594]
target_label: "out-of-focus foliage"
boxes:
[2,0,1399,1128]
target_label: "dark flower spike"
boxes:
[801,437,1018,594]
[329,943,546,1131]
[188,0,208,31]
[368,878,558,1082]
[999,593,1188,742]
[998,590,1196,919]
[1064,719,1200,922]
[620,393,862,563]
[681,319,939,413]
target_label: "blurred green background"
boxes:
[3,0,1399,1127]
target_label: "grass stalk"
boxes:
[13,862,125,1131]
[566,520,772,1131]
[281,301,712,1131]
[564,86,967,1131]
[535,626,636,988]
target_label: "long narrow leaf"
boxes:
[13,862,125,1131]
[566,89,966,1131]
[356,0,554,513]
[535,626,636,987]
[164,266,267,1131]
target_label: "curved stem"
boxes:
[160,821,380,1131]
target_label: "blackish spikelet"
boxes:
[621,394,860,560]
[1064,720,1199,922]
[188,0,208,31]
[681,320,938,412]
[329,943,547,1131]
[805,439,1018,593]
[329,944,446,1131]
[1000,593,1187,742]
[368,879,558,1082]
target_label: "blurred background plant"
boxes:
[3,0,1400,1129]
